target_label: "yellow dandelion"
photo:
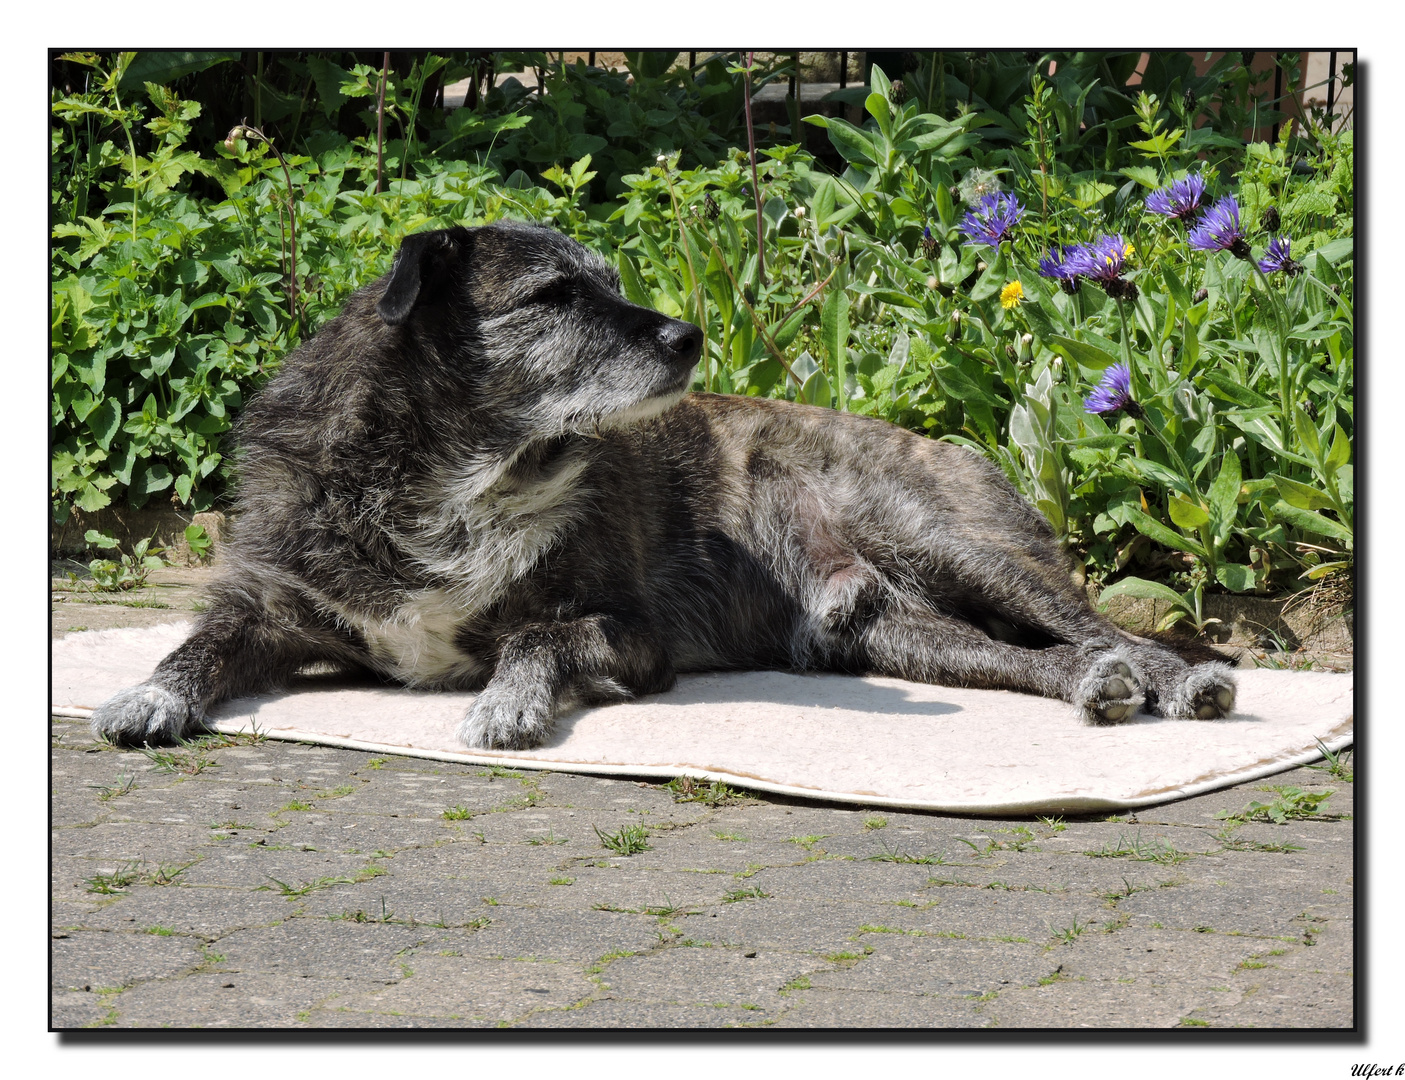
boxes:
[1000,280,1024,310]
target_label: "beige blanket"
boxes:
[52,621,1353,815]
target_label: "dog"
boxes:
[89,220,1236,751]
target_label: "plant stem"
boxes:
[240,126,300,329]
[1248,261,1293,452]
[376,53,389,195]
[743,51,765,287]
[660,163,710,392]
[109,82,140,262]
[706,235,801,387]
[1115,298,1143,403]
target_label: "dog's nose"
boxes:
[658,320,703,366]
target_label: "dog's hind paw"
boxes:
[90,684,199,746]
[458,685,553,750]
[1160,663,1237,720]
[1076,652,1145,726]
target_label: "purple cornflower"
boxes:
[1038,245,1083,295]
[958,192,1026,247]
[1258,234,1304,276]
[1187,196,1252,260]
[1145,174,1206,221]
[1084,364,1141,418]
[1065,234,1139,301]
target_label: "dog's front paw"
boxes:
[458,685,553,750]
[1075,652,1146,726]
[1160,663,1237,720]
[90,684,200,745]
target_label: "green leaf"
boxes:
[117,51,238,91]
[1161,265,1192,311]
[821,287,850,407]
[1118,165,1161,189]
[1167,495,1209,529]
[617,250,652,310]
[1215,563,1256,592]
[821,116,880,166]
[1324,424,1351,471]
[864,93,893,141]
[1124,507,1207,557]
[1097,576,1189,610]
[1206,451,1242,538]
[1271,474,1335,512]
[1293,403,1321,459]
[74,483,113,513]
[1049,335,1120,373]
[1269,500,1353,544]
[87,398,121,450]
[798,367,832,408]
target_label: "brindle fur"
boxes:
[90,221,1236,750]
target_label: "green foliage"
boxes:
[51,51,1353,605]
[594,822,651,855]
[1214,785,1335,826]
[72,529,165,591]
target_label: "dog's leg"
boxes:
[848,596,1145,725]
[458,615,673,750]
[89,602,311,746]
[928,546,1236,721]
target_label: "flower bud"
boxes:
[794,206,806,219]
[1019,333,1034,363]
[1260,206,1281,232]
[1193,287,1209,304]
[926,275,939,290]
[946,311,962,342]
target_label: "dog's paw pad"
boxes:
[1076,653,1145,726]
[1167,663,1237,720]
[458,688,552,750]
[90,684,197,745]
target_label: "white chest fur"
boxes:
[355,444,592,686]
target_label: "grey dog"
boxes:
[89,220,1236,750]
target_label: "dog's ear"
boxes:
[376,228,471,326]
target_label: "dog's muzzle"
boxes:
[657,319,704,373]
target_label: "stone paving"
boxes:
[50,570,1355,1029]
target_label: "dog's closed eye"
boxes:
[522,280,576,308]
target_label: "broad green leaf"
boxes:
[1215,563,1256,592]
[821,287,850,407]
[1269,500,1353,544]
[864,93,893,141]
[1167,495,1209,529]
[821,117,880,166]
[1049,335,1119,373]
[87,399,121,450]
[1206,451,1242,537]
[1324,424,1351,471]
[1293,403,1321,459]
[1271,474,1335,512]
[1124,507,1207,557]
[1097,576,1188,609]
[617,250,652,309]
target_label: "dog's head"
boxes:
[375,222,702,434]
